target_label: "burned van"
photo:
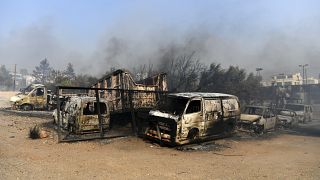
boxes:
[145,93,240,145]
[53,96,110,134]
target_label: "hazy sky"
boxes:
[1,0,320,79]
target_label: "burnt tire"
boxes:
[187,128,199,140]
[224,123,235,136]
[21,104,33,111]
[254,125,264,135]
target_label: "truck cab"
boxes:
[10,84,49,110]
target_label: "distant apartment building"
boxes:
[306,77,319,84]
[265,73,319,87]
[271,73,302,86]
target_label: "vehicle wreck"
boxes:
[238,105,277,134]
[53,96,110,134]
[10,84,54,111]
[284,103,313,123]
[145,92,240,145]
[274,108,299,128]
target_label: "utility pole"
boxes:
[299,64,309,104]
[13,64,16,91]
[305,67,308,85]
[299,64,308,84]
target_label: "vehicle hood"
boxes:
[10,94,26,103]
[149,110,179,122]
[295,111,304,116]
[277,115,292,122]
[240,114,261,122]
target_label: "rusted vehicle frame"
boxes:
[53,96,110,134]
[284,103,313,123]
[274,108,299,128]
[238,105,277,134]
[145,92,241,145]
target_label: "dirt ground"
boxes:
[0,91,320,179]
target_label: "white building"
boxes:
[307,77,319,84]
[264,73,319,87]
[271,73,302,86]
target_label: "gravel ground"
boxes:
[0,91,320,179]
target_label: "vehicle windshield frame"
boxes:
[157,96,189,116]
[285,104,304,111]
[244,107,265,116]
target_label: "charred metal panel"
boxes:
[204,99,222,121]
[53,96,110,134]
[146,115,177,145]
[89,69,168,113]
[222,98,240,118]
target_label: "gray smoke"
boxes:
[1,1,320,80]
[0,21,87,74]
[95,26,320,79]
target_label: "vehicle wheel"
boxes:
[21,104,32,111]
[224,123,235,136]
[303,117,307,124]
[68,124,75,133]
[254,125,264,135]
[187,128,199,140]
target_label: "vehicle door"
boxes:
[35,87,46,109]
[204,99,223,135]
[181,98,204,138]
[28,89,37,106]
[263,108,276,129]
[309,106,313,120]
[291,111,299,125]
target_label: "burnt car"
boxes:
[145,92,240,145]
[284,103,313,123]
[53,96,110,134]
[238,105,277,134]
[275,108,299,128]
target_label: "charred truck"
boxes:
[89,69,167,113]
[10,84,55,111]
[88,69,168,134]
[146,93,240,145]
